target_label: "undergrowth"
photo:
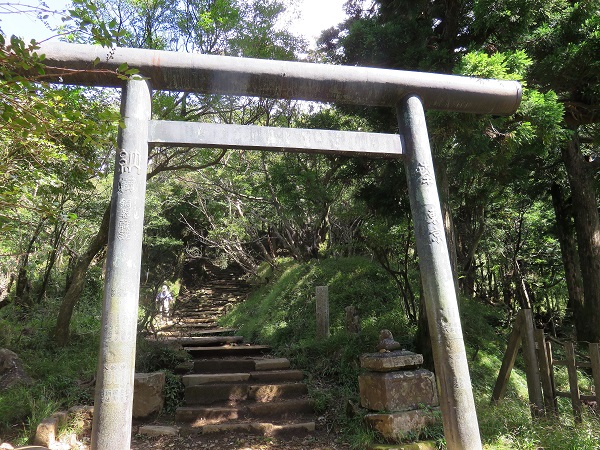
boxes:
[0,285,100,445]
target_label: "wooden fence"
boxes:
[492,309,600,422]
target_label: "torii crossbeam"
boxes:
[35,42,522,450]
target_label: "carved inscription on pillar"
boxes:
[424,205,443,244]
[415,162,434,186]
[103,314,137,343]
[116,197,140,241]
[100,387,129,404]
[116,218,132,241]
[119,150,142,174]
[104,362,127,385]
[118,178,136,194]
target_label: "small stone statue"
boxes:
[377,329,401,352]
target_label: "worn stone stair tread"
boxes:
[183,369,304,386]
[151,335,244,347]
[179,420,315,436]
[158,327,237,337]
[185,382,309,404]
[175,322,220,328]
[176,316,221,322]
[185,344,270,357]
[193,357,291,373]
[175,318,222,324]
[176,398,314,423]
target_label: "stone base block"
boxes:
[365,409,440,441]
[33,417,58,447]
[138,425,179,437]
[133,372,166,419]
[360,352,423,372]
[359,370,439,411]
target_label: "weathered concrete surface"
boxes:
[183,372,250,386]
[36,42,522,116]
[0,349,33,390]
[150,121,403,159]
[365,409,440,440]
[185,382,308,404]
[137,425,179,437]
[360,351,424,372]
[399,95,482,449]
[133,372,165,419]
[359,369,439,411]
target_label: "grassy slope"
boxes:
[221,257,600,449]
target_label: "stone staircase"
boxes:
[156,261,316,437]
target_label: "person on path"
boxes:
[156,284,173,320]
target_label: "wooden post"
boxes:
[521,309,544,416]
[398,96,482,450]
[564,342,582,423]
[491,310,524,403]
[316,286,329,339]
[535,329,555,414]
[546,340,557,411]
[590,343,600,404]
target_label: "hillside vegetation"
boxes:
[221,257,600,449]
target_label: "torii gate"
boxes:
[37,42,521,450]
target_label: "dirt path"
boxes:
[130,427,352,449]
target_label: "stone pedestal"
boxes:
[359,351,440,442]
[133,372,166,419]
[359,369,438,411]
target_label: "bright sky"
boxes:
[0,0,348,47]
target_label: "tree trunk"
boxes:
[436,162,460,296]
[550,182,584,326]
[562,130,600,342]
[37,221,66,303]
[14,220,45,308]
[53,203,111,345]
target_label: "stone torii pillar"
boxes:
[90,77,151,450]
[399,95,481,448]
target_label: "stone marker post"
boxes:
[316,286,330,339]
[91,77,152,450]
[398,95,482,450]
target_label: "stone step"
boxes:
[185,345,270,358]
[175,398,314,424]
[156,327,237,337]
[155,336,244,347]
[175,317,219,328]
[177,306,224,311]
[185,382,308,405]
[174,311,223,318]
[174,318,220,325]
[180,420,315,436]
[193,357,290,374]
[158,323,217,332]
[183,370,304,386]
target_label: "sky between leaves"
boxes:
[0,0,348,48]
